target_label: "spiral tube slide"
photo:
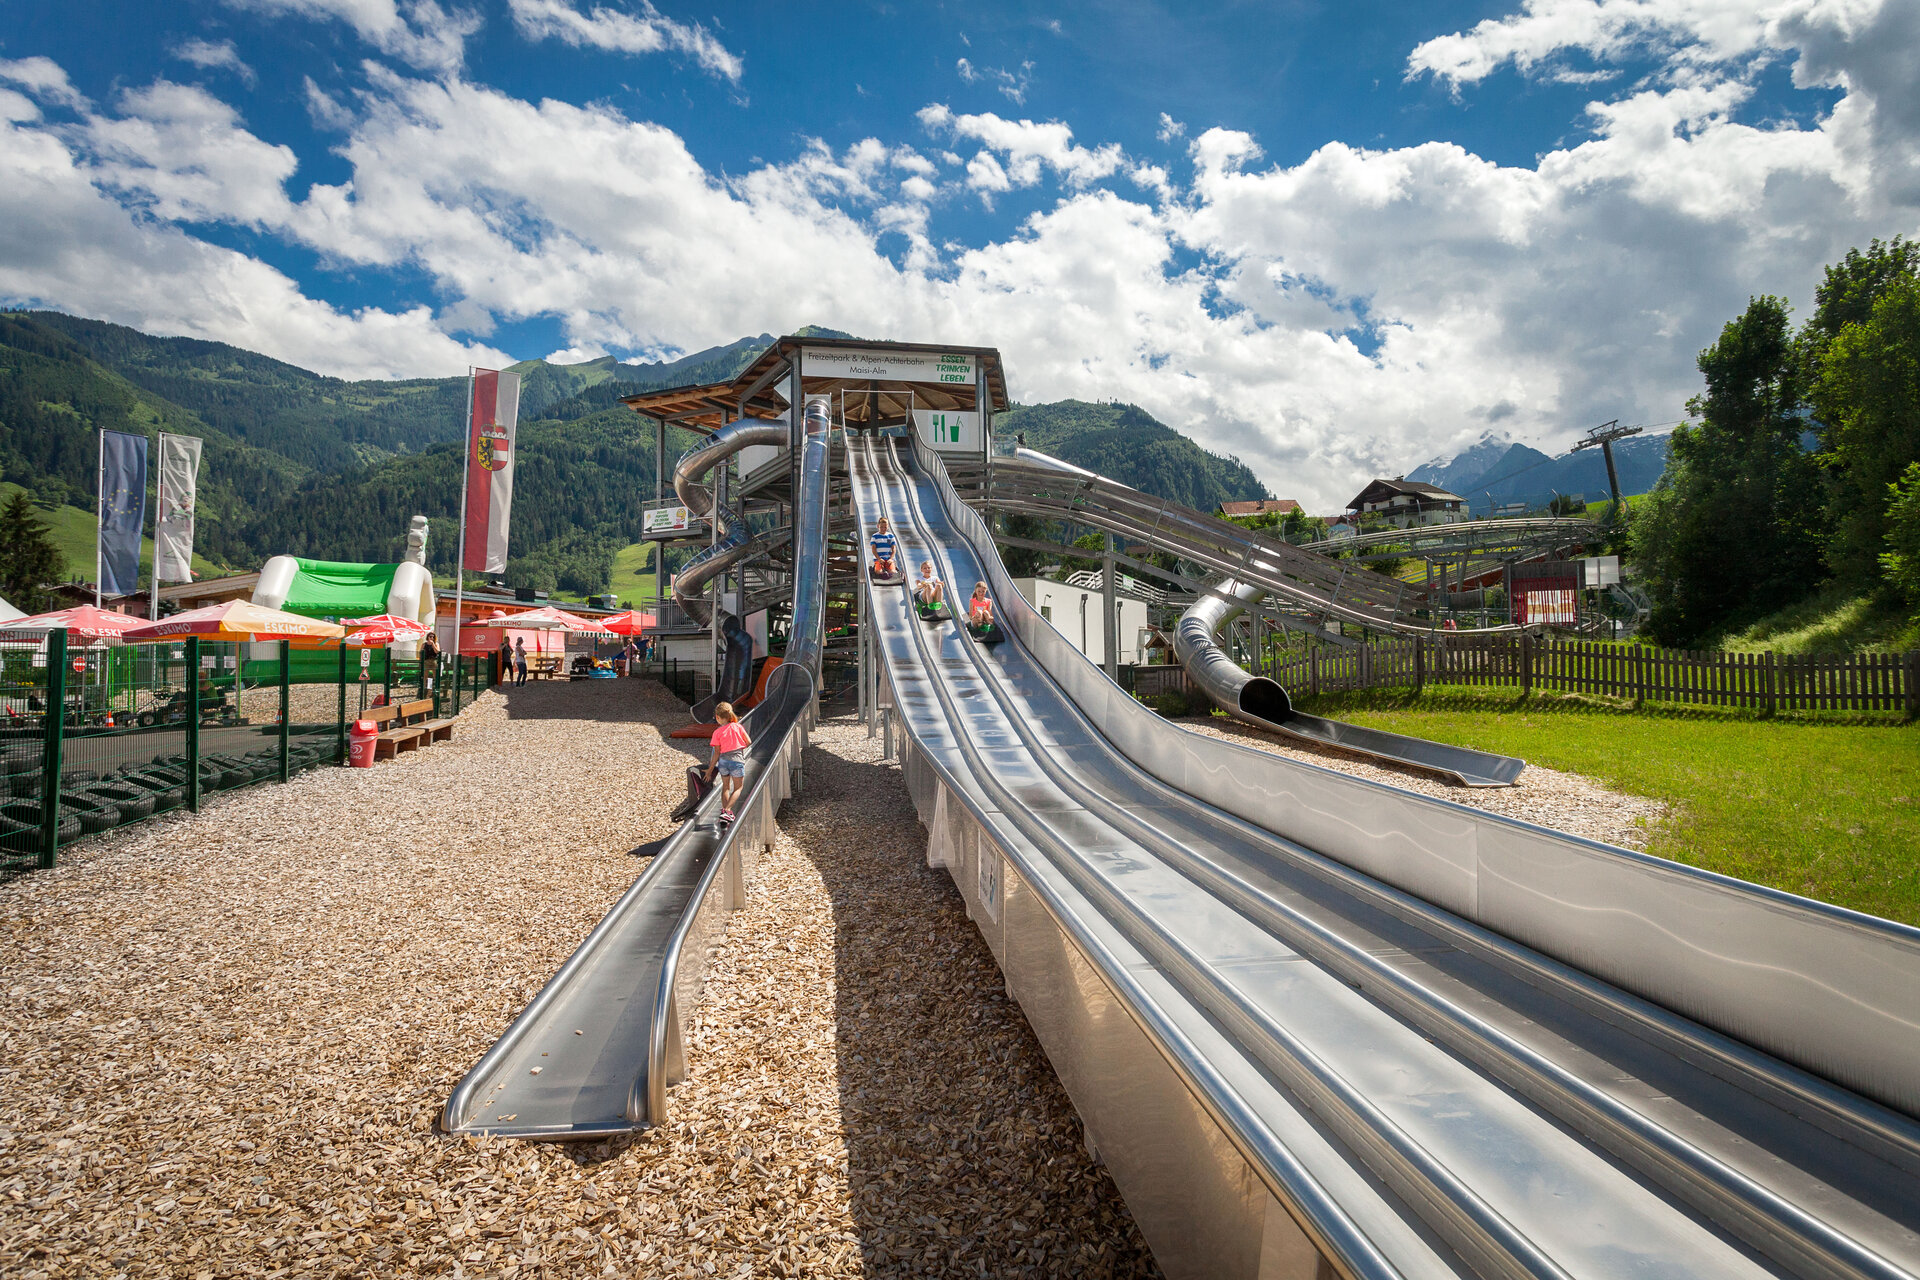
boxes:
[669,418,792,625]
[1174,578,1525,787]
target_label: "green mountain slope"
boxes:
[995,399,1270,511]
[0,313,308,569]
[3,313,1272,600]
[0,481,224,584]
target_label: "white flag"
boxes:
[155,433,203,583]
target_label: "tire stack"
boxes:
[1,740,336,871]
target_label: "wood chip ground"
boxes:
[1,676,1157,1278]
[1180,714,1665,849]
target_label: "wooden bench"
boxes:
[366,699,444,759]
[527,655,564,680]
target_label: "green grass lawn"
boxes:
[1293,685,1920,927]
[1717,583,1920,655]
[608,541,661,606]
[2,481,226,587]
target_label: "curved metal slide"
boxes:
[855,430,1920,1280]
[1174,578,1525,787]
[670,417,791,627]
[441,400,834,1140]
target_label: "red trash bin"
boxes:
[347,719,379,768]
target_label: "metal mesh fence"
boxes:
[0,634,497,880]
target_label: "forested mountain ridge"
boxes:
[1,312,1271,595]
[995,399,1270,512]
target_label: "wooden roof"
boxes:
[1347,478,1465,510]
[621,335,1010,432]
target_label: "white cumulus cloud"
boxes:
[224,0,479,73]
[507,0,742,81]
[172,38,258,86]
[2,4,1917,508]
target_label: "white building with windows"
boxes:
[1011,577,1151,667]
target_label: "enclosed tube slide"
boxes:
[1176,577,1524,787]
[670,418,791,625]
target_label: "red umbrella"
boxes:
[503,605,609,633]
[340,614,429,646]
[344,613,430,633]
[1,604,150,643]
[597,609,654,635]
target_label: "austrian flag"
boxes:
[463,367,522,573]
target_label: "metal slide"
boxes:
[441,400,834,1140]
[1175,579,1525,787]
[855,430,1920,1280]
[669,417,791,626]
[964,448,1515,636]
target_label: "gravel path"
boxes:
[1179,714,1665,849]
[1,677,1155,1278]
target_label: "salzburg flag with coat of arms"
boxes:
[462,367,522,573]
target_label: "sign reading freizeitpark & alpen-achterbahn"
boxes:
[800,347,975,384]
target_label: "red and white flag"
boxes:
[462,367,522,574]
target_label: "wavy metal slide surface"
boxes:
[855,430,1920,1280]
[440,401,834,1140]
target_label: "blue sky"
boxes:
[2,0,1915,507]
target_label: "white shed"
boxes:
[1011,577,1151,667]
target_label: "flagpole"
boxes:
[451,369,475,681]
[95,429,105,608]
[149,432,165,621]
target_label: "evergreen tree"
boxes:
[0,491,64,613]
[1635,297,1825,643]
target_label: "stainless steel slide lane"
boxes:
[856,432,1920,1280]
[440,401,833,1140]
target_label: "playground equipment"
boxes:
[252,556,436,659]
[445,337,1920,1280]
[1175,578,1524,787]
[443,396,831,1140]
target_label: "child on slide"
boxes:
[967,582,1001,642]
[706,702,752,823]
[967,582,994,627]
[914,562,945,609]
[871,518,898,578]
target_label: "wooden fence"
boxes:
[1265,636,1918,715]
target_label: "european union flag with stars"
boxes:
[98,429,148,597]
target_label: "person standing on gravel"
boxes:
[513,636,529,687]
[419,631,440,696]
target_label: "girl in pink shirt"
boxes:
[707,701,752,823]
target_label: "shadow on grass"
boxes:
[1293,684,1916,729]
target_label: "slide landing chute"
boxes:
[1174,576,1525,787]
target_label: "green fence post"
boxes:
[336,642,348,764]
[38,629,68,869]
[278,639,291,783]
[383,650,392,709]
[453,656,463,716]
[185,636,201,813]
